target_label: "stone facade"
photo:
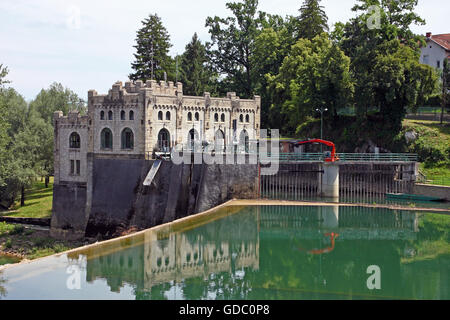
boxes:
[54,80,260,184]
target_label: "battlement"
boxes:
[88,80,183,101]
[53,110,89,126]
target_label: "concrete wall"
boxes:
[52,156,259,239]
[50,183,87,239]
[413,184,450,201]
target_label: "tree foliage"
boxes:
[294,0,328,40]
[267,34,353,135]
[205,0,266,98]
[129,14,174,82]
[0,78,84,207]
[178,33,218,96]
[29,82,86,123]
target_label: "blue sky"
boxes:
[0,0,448,101]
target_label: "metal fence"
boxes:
[262,153,418,162]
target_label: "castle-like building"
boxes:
[53,80,261,184]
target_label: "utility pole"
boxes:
[315,106,328,152]
[151,41,154,80]
[176,53,179,83]
[441,59,449,125]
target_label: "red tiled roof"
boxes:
[429,33,450,51]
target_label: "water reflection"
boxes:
[2,205,449,300]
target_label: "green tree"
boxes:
[351,0,425,46]
[253,24,293,129]
[129,14,174,82]
[0,87,32,207]
[0,64,10,87]
[205,0,266,98]
[371,40,437,132]
[337,0,437,136]
[294,0,329,40]
[267,34,353,135]
[29,83,84,187]
[179,33,217,96]
[29,82,85,123]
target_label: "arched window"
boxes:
[215,129,225,152]
[101,128,113,149]
[221,113,225,122]
[214,113,219,122]
[108,110,113,120]
[121,128,134,149]
[195,112,199,121]
[188,129,199,150]
[187,112,192,122]
[245,114,250,123]
[69,132,80,149]
[158,111,163,120]
[157,128,170,152]
[129,110,134,120]
[166,111,171,121]
[239,129,249,153]
[239,114,243,122]
[100,110,105,120]
[120,110,125,120]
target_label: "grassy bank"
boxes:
[0,222,95,261]
[0,177,92,262]
[403,120,450,186]
[0,177,53,218]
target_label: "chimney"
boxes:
[426,32,432,38]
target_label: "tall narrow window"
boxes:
[120,110,125,120]
[166,111,171,121]
[121,128,134,150]
[100,110,105,120]
[188,112,192,121]
[195,112,199,121]
[221,113,225,122]
[70,160,75,175]
[69,132,80,148]
[76,160,80,175]
[108,110,113,120]
[158,111,163,120]
[129,110,134,120]
[214,113,219,122]
[245,114,250,123]
[239,114,243,122]
[101,128,113,149]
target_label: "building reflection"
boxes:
[73,205,447,299]
[82,207,259,293]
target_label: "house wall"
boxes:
[420,39,448,70]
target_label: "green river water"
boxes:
[0,205,448,299]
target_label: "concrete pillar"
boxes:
[320,163,339,200]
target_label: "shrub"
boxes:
[4,239,12,249]
[9,224,25,235]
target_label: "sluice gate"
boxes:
[259,162,417,202]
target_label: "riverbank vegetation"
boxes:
[0,224,94,261]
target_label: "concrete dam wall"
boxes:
[51,158,417,239]
[51,156,258,239]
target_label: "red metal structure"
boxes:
[295,139,339,162]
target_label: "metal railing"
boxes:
[262,153,418,162]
